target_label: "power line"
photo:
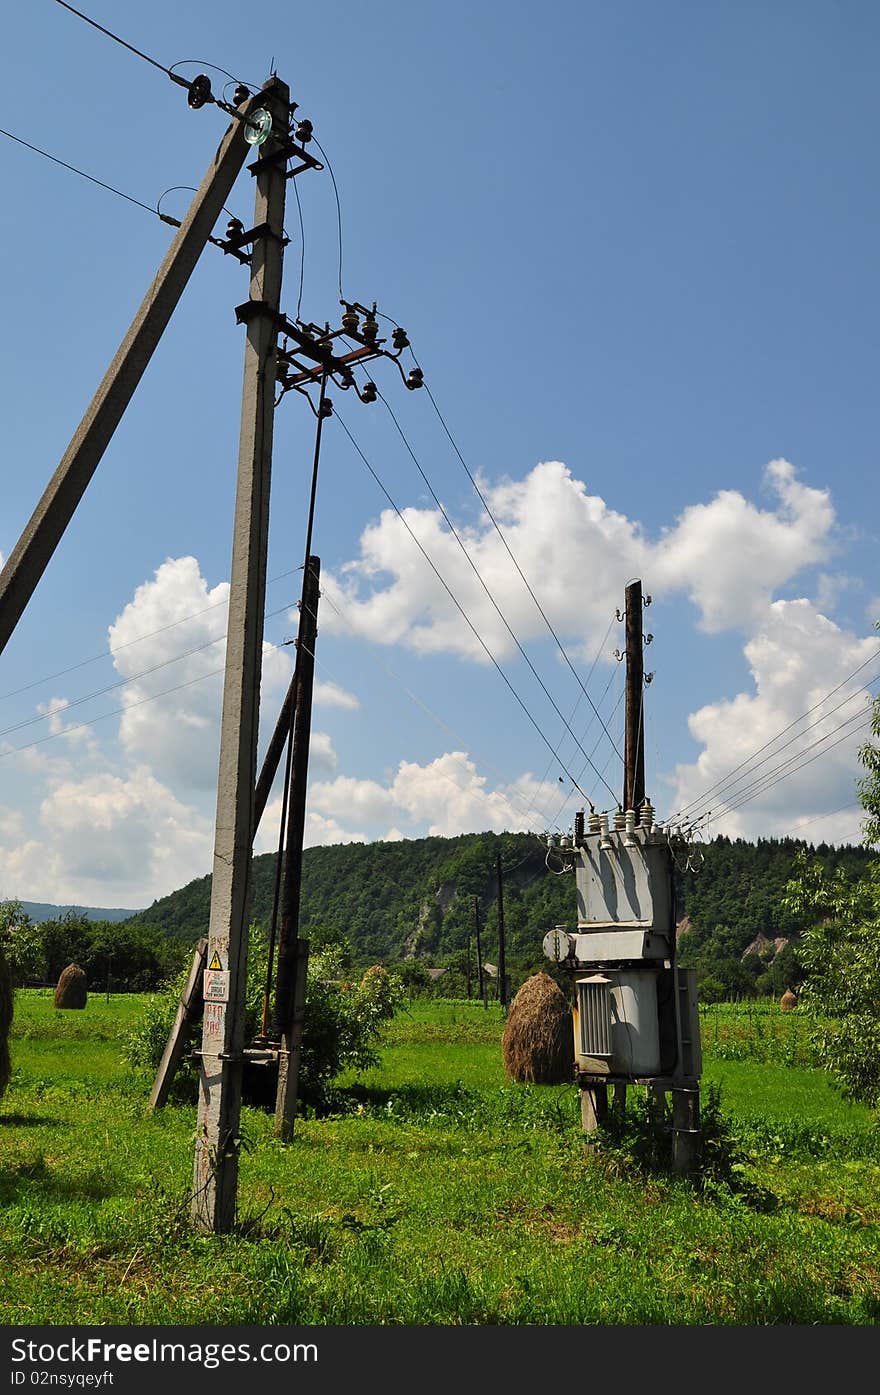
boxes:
[675,681,879,828]
[333,408,618,807]
[311,136,344,302]
[0,603,294,742]
[376,387,620,807]
[52,0,174,78]
[0,568,300,704]
[0,125,175,222]
[366,306,624,771]
[315,589,560,832]
[668,644,880,825]
[0,665,224,761]
[686,705,874,828]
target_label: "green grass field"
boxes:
[1,992,879,1325]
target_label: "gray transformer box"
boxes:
[576,828,673,932]
[542,825,701,1085]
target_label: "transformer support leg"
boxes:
[671,1087,701,1176]
[612,1082,627,1119]
[580,1084,608,1135]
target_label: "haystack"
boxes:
[780,988,797,1013]
[502,972,573,1084]
[0,950,13,1100]
[54,963,87,1010]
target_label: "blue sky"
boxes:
[1,1,878,908]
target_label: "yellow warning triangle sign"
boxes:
[208,950,223,971]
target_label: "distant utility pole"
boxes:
[496,852,508,1011]
[623,579,647,814]
[474,897,486,1009]
[274,554,321,1141]
[192,77,290,1234]
[0,93,266,658]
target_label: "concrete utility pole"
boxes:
[274,554,321,1141]
[623,579,646,814]
[0,93,267,658]
[192,76,290,1233]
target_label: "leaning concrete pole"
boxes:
[0,93,267,658]
[192,77,289,1233]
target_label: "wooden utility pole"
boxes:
[192,77,290,1233]
[623,579,646,813]
[474,897,486,1008]
[0,93,267,658]
[496,852,508,1011]
[274,555,321,1140]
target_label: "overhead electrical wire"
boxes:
[0,665,224,761]
[0,125,175,222]
[0,568,300,705]
[0,602,295,743]
[667,646,880,827]
[52,0,176,79]
[311,136,344,302]
[676,683,878,826]
[368,307,623,772]
[683,704,875,830]
[313,589,561,832]
[333,408,617,807]
[375,387,620,806]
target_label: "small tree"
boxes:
[125,926,403,1106]
[783,692,880,1104]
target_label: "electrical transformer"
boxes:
[543,811,701,1087]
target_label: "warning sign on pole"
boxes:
[203,969,230,1003]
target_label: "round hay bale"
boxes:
[502,972,573,1084]
[780,988,797,1013]
[54,963,87,1010]
[0,950,13,1101]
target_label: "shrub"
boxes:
[125,927,403,1105]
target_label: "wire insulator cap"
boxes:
[295,118,313,144]
[187,74,213,109]
[319,397,334,419]
[233,84,251,106]
[360,381,377,403]
[406,367,424,390]
[392,326,410,350]
[341,306,359,334]
[226,217,245,241]
[361,307,379,343]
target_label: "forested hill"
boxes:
[125,832,874,987]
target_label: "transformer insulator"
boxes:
[361,310,379,343]
[639,799,655,830]
[613,808,625,831]
[341,308,359,334]
[187,74,213,109]
[588,812,601,835]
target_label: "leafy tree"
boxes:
[0,902,43,986]
[858,685,880,849]
[782,702,880,1103]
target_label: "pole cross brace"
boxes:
[248,139,323,177]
